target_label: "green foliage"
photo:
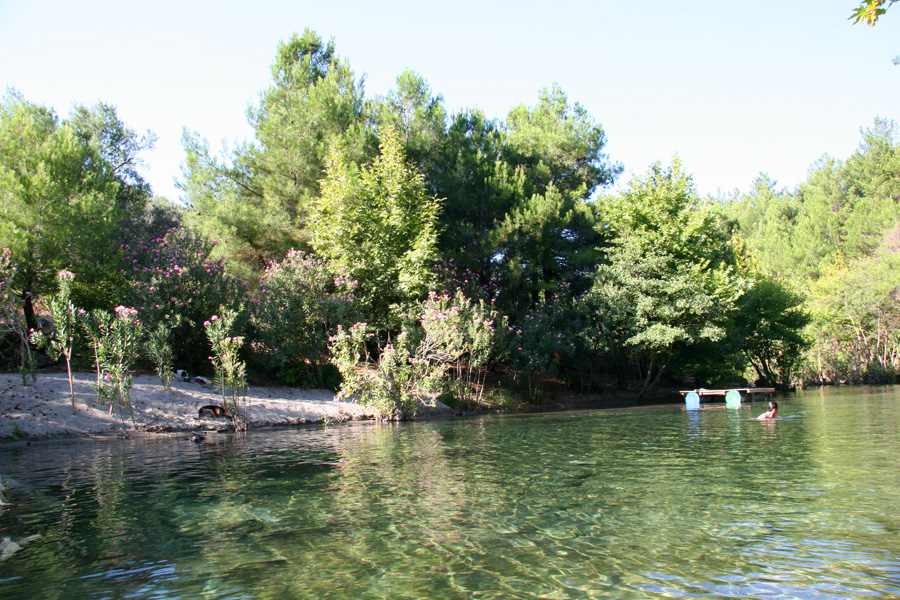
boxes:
[95,306,143,429]
[850,0,897,25]
[331,291,506,419]
[330,322,442,420]
[251,249,357,388]
[68,101,156,226]
[504,84,620,200]
[501,285,585,402]
[181,29,373,279]
[725,122,900,385]
[719,174,799,279]
[31,271,79,412]
[0,248,35,383]
[491,186,607,318]
[411,290,503,410]
[805,225,900,383]
[432,87,620,320]
[204,308,249,427]
[732,274,810,389]
[373,69,447,177]
[179,131,297,280]
[506,287,578,371]
[431,109,509,284]
[730,120,900,283]
[0,92,123,328]
[79,308,113,400]
[253,29,372,201]
[144,323,175,391]
[311,127,441,328]
[123,227,246,374]
[592,161,745,397]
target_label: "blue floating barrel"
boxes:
[725,390,742,408]
[685,391,700,410]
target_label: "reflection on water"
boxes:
[2,387,900,599]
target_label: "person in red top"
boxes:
[757,400,778,420]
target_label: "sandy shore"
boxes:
[0,372,449,440]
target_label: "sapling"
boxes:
[78,309,113,402]
[32,271,79,413]
[97,306,143,429]
[204,308,249,429]
[144,322,175,391]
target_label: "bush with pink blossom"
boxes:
[251,250,357,388]
[123,227,246,373]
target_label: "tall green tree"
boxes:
[0,92,123,328]
[310,128,441,328]
[431,109,511,287]
[68,101,156,224]
[504,84,620,200]
[790,120,900,280]
[494,85,620,316]
[720,174,799,279]
[732,274,810,389]
[491,185,607,316]
[373,69,447,180]
[434,86,621,318]
[248,28,373,218]
[181,29,373,277]
[591,161,744,398]
[806,224,900,383]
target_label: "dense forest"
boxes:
[2,28,899,417]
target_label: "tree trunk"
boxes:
[22,292,37,332]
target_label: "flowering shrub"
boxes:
[432,259,500,303]
[504,285,582,402]
[251,250,356,388]
[330,323,443,420]
[331,291,505,418]
[411,290,503,409]
[31,271,79,412]
[0,248,35,384]
[123,227,246,373]
[96,306,143,429]
[78,308,113,400]
[204,308,248,428]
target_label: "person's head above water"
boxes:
[757,400,778,420]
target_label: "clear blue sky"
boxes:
[2,0,899,201]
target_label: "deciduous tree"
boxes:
[310,128,441,328]
[592,161,744,398]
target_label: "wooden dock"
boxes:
[679,388,776,398]
[680,387,775,408]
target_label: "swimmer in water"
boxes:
[757,400,777,420]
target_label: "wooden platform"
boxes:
[679,388,776,397]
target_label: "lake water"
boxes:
[1,386,899,599]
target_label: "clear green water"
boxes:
[1,386,899,599]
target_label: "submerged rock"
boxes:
[0,534,40,562]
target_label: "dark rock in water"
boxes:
[191,432,205,443]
